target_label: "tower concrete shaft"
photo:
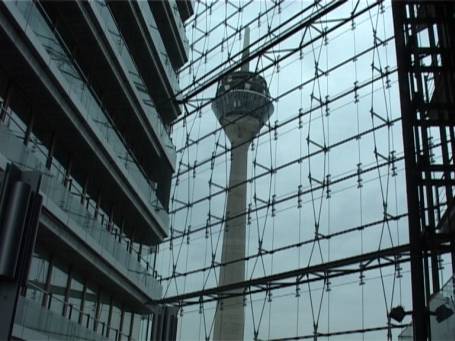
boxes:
[213,140,249,341]
[212,116,272,341]
[211,27,273,340]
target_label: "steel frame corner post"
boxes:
[393,1,455,340]
[392,2,428,338]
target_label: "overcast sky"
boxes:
[157,1,452,340]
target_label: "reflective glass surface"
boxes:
[97,292,111,337]
[26,253,49,304]
[109,303,122,340]
[136,0,179,92]
[68,275,84,322]
[91,0,176,162]
[9,0,168,221]
[0,101,162,297]
[49,264,68,316]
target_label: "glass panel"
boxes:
[97,292,111,337]
[0,40,161,299]
[48,264,68,316]
[122,310,132,339]
[26,252,49,304]
[67,275,84,322]
[11,0,168,216]
[84,284,98,332]
[14,296,106,341]
[2,0,164,299]
[131,314,142,340]
[136,0,179,92]
[109,302,122,340]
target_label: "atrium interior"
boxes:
[0,1,454,340]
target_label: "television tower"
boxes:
[211,28,274,340]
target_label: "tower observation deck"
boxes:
[211,28,274,341]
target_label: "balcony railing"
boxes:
[0,108,162,299]
[136,0,180,93]
[7,0,169,228]
[89,0,176,164]
[14,291,109,341]
[168,0,190,53]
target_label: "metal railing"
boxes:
[16,282,111,340]
[0,107,162,297]
[90,0,176,159]
[9,0,169,227]
[136,0,180,91]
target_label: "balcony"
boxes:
[13,295,108,341]
[0,0,169,242]
[176,0,194,22]
[108,1,182,121]
[39,0,176,170]
[40,174,163,300]
[136,1,180,90]
[147,0,189,70]
[89,0,176,167]
[0,122,162,302]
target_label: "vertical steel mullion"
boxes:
[439,128,453,200]
[392,2,428,339]
[410,0,435,304]
[422,11,442,293]
[435,181,442,223]
[436,2,455,278]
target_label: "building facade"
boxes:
[0,0,192,340]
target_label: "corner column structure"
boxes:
[393,1,455,340]
[211,28,274,340]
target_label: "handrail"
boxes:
[0,107,161,282]
[91,0,176,153]
[26,0,167,216]
[25,281,122,338]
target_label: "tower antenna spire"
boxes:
[241,27,250,72]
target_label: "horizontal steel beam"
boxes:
[157,244,414,306]
[158,241,452,306]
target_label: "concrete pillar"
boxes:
[213,141,249,341]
